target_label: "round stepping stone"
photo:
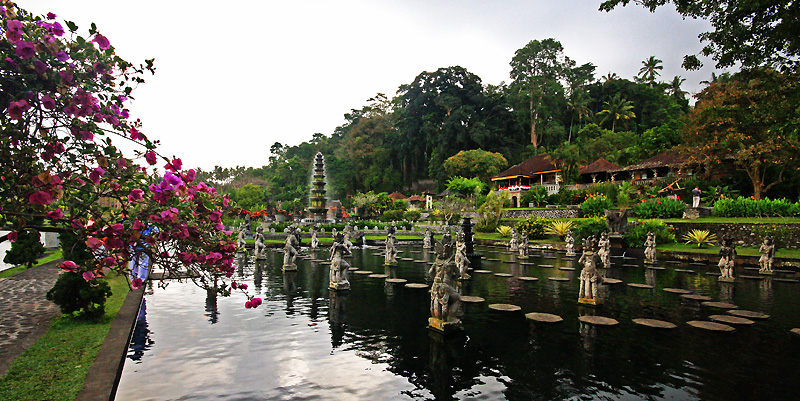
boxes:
[791,328,800,337]
[623,264,640,268]
[460,295,485,303]
[646,266,666,270]
[474,270,493,274]
[578,316,619,326]
[603,278,623,284]
[502,260,517,263]
[774,269,795,274]
[386,278,407,284]
[728,310,770,320]
[348,267,359,271]
[489,303,522,312]
[486,258,502,262]
[405,283,428,289]
[687,320,735,332]
[705,272,722,276]
[543,255,557,259]
[709,315,754,325]
[548,277,570,281]
[663,288,692,294]
[414,260,427,263]
[558,267,576,271]
[743,267,760,271]
[674,269,695,273]
[702,301,738,309]
[628,283,655,289]
[681,294,713,301]
[665,261,681,265]
[368,274,389,279]
[526,312,563,323]
[355,270,373,275]
[740,275,763,280]
[401,258,414,261]
[632,318,677,329]
[539,264,554,268]
[518,276,539,282]
[774,278,800,283]
[320,262,331,266]
[623,256,637,260]
[494,273,513,277]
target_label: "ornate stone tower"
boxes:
[309,152,328,221]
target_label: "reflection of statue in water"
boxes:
[578,236,603,305]
[128,299,153,361]
[384,225,398,265]
[508,228,519,252]
[605,209,628,234]
[758,236,775,275]
[282,226,299,271]
[205,289,219,324]
[597,232,610,268]
[718,236,736,282]
[310,225,320,250]
[455,231,470,280]
[423,228,433,249]
[518,231,529,259]
[428,234,462,332]
[328,292,347,348]
[253,226,267,259]
[644,232,657,264]
[329,232,351,290]
[565,230,576,257]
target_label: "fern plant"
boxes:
[544,220,574,239]
[496,225,513,237]
[682,229,717,248]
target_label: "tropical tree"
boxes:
[637,56,663,86]
[566,89,593,141]
[596,93,636,132]
[443,149,508,183]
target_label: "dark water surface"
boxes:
[115,244,800,400]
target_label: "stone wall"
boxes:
[502,207,581,219]
[670,222,800,249]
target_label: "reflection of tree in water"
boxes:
[128,299,154,362]
[205,289,219,324]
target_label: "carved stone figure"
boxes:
[253,226,267,259]
[578,236,602,305]
[454,231,470,280]
[759,236,775,275]
[644,232,657,264]
[518,231,529,259]
[329,232,351,290]
[310,226,320,250]
[597,232,610,268]
[236,224,247,251]
[508,229,519,252]
[282,228,299,271]
[423,228,433,249]
[718,236,736,282]
[428,234,462,332]
[384,225,398,265]
[605,209,628,234]
[343,224,353,251]
[565,230,576,257]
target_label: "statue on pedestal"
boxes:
[423,228,433,249]
[310,225,320,250]
[253,226,267,259]
[236,224,247,252]
[605,209,628,235]
[578,236,602,305]
[759,236,775,275]
[597,232,610,268]
[455,230,470,280]
[519,231,529,259]
[329,232,351,290]
[644,232,657,264]
[565,230,576,257]
[384,225,398,265]
[343,224,354,252]
[283,227,299,271]
[428,234,462,333]
[718,236,736,282]
[508,228,519,252]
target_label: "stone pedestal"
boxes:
[683,207,713,220]
[578,297,602,306]
[609,234,625,256]
[428,317,463,334]
[330,281,350,291]
[718,276,736,283]
[282,264,297,272]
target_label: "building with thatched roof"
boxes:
[611,151,691,184]
[491,154,561,207]
[578,158,621,185]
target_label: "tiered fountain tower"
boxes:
[309,152,328,221]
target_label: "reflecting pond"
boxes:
[116,244,800,400]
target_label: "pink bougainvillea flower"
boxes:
[58,71,73,85]
[92,34,110,49]
[132,220,146,230]
[85,237,104,250]
[47,12,57,19]
[116,158,127,168]
[231,282,238,290]
[239,283,248,290]
[41,94,56,110]
[82,271,95,281]
[128,188,144,202]
[29,190,53,205]
[89,167,105,184]
[55,51,69,62]
[251,297,262,307]
[47,208,64,219]
[5,20,23,42]
[71,219,83,229]
[129,127,144,141]
[60,260,79,273]
[8,99,30,120]
[131,278,144,290]
[7,231,18,242]
[50,21,64,36]
[144,151,157,165]
[102,256,117,266]
[165,158,182,172]
[183,169,196,183]
[245,300,253,309]
[34,60,47,74]
[15,41,35,58]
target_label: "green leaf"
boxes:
[66,21,78,32]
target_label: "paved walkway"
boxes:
[0,259,63,376]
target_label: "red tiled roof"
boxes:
[492,154,558,180]
[615,151,689,172]
[579,158,620,175]
[388,191,407,201]
[407,195,424,202]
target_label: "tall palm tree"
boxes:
[669,75,687,100]
[596,93,635,132]
[638,56,663,86]
[566,90,592,142]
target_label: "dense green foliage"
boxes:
[624,219,676,247]
[515,217,549,239]
[46,271,112,320]
[3,228,44,268]
[580,193,613,218]
[713,197,800,218]
[631,197,686,219]
[572,217,608,240]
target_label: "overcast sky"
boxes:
[25,0,723,171]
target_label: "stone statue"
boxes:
[759,236,775,275]
[644,232,657,264]
[428,234,462,332]
[343,224,353,251]
[310,225,320,250]
[384,225,398,265]
[253,226,267,259]
[454,230,470,280]
[508,228,519,252]
[578,236,602,305]
[518,231,529,259]
[597,232,610,268]
[329,232,351,290]
[605,209,628,235]
[283,227,299,271]
[565,230,576,257]
[423,228,433,249]
[718,236,736,282]
[236,224,247,252]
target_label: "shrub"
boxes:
[580,193,613,217]
[381,209,406,222]
[631,197,686,219]
[496,226,513,237]
[46,271,112,320]
[403,210,421,222]
[752,224,792,248]
[521,186,549,207]
[475,191,506,232]
[545,220,574,239]
[3,228,45,268]
[515,217,548,240]
[682,229,718,248]
[572,217,607,240]
[714,196,798,217]
[623,219,676,247]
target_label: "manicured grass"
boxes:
[0,249,62,279]
[661,217,800,224]
[365,235,422,240]
[658,243,800,259]
[0,272,130,401]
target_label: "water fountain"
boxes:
[309,152,328,222]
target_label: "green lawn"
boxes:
[0,271,130,401]
[658,243,800,259]
[0,249,63,279]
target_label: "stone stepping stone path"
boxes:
[665,261,681,265]
[740,275,764,280]
[690,262,707,266]
[710,315,754,325]
[743,267,760,271]
[603,278,623,284]
[623,257,637,261]
[502,260,517,263]
[461,296,485,303]
[578,316,619,326]
[702,301,738,309]
[628,283,655,289]
[791,328,800,336]
[413,260,427,263]
[489,303,522,312]
[409,251,422,254]
[526,312,563,323]
[521,262,538,266]
[355,270,373,275]
[687,320,735,332]
[663,288,692,294]
[372,253,384,257]
[368,274,389,279]
[539,264,554,268]
[494,273,513,277]
[774,278,800,283]
[486,258,502,262]
[548,277,570,281]
[474,270,493,274]
[775,269,796,274]
[623,264,640,268]
[705,272,722,276]
[646,266,666,270]
[400,258,414,261]
[385,278,407,284]
[558,267,576,271]
[632,318,677,329]
[405,283,429,289]
[348,267,360,271]
[674,269,695,273]
[542,256,558,259]
[728,310,770,319]
[680,294,713,301]
[518,276,539,282]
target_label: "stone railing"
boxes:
[502,207,581,219]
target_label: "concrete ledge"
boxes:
[76,286,144,401]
